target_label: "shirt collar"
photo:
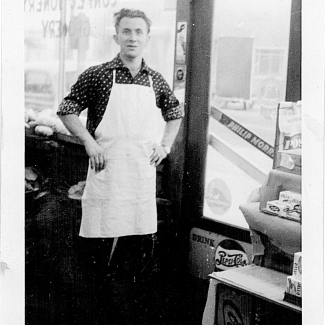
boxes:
[109,54,150,74]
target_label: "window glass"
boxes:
[25,71,53,93]
[25,2,62,112]
[205,0,292,229]
[25,0,177,118]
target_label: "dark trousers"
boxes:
[81,234,156,325]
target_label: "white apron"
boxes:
[80,70,160,238]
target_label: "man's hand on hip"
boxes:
[84,139,106,172]
[58,114,106,172]
[150,144,167,167]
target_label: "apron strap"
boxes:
[112,69,116,86]
[148,74,153,88]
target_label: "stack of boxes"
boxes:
[263,190,301,222]
[285,252,302,303]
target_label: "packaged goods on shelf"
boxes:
[278,209,301,222]
[264,200,290,216]
[263,199,301,222]
[286,276,302,297]
[292,252,302,281]
[279,191,301,210]
[284,251,302,303]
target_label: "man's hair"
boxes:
[114,8,152,33]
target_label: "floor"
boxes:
[25,190,209,325]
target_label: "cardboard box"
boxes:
[286,275,302,297]
[292,252,302,280]
[279,190,301,202]
[278,210,301,222]
[279,191,301,209]
[264,200,290,216]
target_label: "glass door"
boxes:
[204,0,292,229]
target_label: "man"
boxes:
[57,8,183,322]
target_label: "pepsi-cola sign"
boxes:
[215,239,248,271]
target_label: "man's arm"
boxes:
[160,118,182,148]
[59,114,106,172]
[150,71,185,166]
[150,118,182,167]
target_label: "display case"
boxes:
[202,101,302,324]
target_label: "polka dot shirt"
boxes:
[57,54,184,137]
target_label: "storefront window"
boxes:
[204,0,292,229]
[24,0,177,116]
[255,49,285,76]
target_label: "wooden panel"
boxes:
[216,284,253,325]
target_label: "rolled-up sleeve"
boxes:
[57,67,94,116]
[163,104,184,121]
[154,74,184,121]
[57,99,82,116]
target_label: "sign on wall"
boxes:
[175,22,187,64]
[174,21,187,115]
[205,178,232,215]
[189,228,253,279]
[215,239,249,271]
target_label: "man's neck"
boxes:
[119,53,143,78]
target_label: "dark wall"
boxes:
[285,0,301,102]
[166,0,190,229]
[167,0,214,232]
[180,0,214,225]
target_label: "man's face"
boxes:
[113,17,150,60]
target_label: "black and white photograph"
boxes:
[0,0,324,324]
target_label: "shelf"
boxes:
[209,265,301,312]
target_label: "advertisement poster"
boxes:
[174,64,186,90]
[278,102,302,151]
[173,64,186,114]
[176,22,187,64]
